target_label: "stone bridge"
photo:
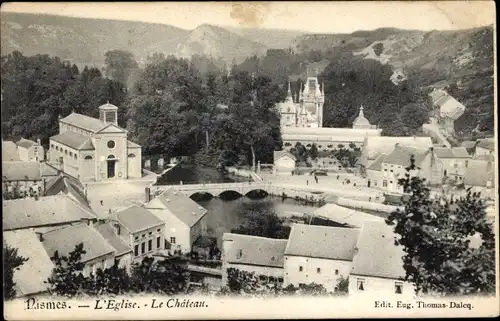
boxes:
[150,182,272,198]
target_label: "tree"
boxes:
[104,50,139,88]
[46,243,88,297]
[373,43,384,57]
[334,276,349,295]
[385,156,495,295]
[231,204,290,239]
[3,244,29,300]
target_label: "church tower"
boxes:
[99,102,118,126]
[300,71,325,128]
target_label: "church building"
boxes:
[48,103,142,182]
[278,76,381,151]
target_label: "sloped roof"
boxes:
[361,136,433,164]
[40,163,60,177]
[94,222,133,256]
[42,223,115,263]
[433,147,471,159]
[463,161,495,188]
[50,131,95,150]
[223,233,287,268]
[285,224,360,261]
[383,145,429,167]
[146,187,208,228]
[114,205,164,233]
[476,138,495,151]
[274,150,297,162]
[127,140,141,149]
[16,138,37,149]
[367,153,387,171]
[98,103,119,110]
[2,161,41,181]
[4,230,55,297]
[3,194,96,231]
[2,141,21,161]
[44,174,89,208]
[429,89,465,120]
[313,204,384,228]
[60,113,107,133]
[351,222,406,279]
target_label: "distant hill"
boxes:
[0,12,302,66]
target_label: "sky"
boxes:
[1,1,495,33]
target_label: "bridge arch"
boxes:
[189,192,215,202]
[245,189,269,199]
[218,190,243,200]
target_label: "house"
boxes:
[273,151,297,174]
[360,136,433,174]
[44,172,89,208]
[16,138,45,162]
[379,145,433,193]
[429,89,465,134]
[463,155,495,200]
[2,194,97,232]
[475,138,495,156]
[111,205,165,262]
[48,103,142,182]
[94,222,133,271]
[222,233,288,286]
[41,223,116,277]
[2,162,60,199]
[2,140,21,161]
[349,222,415,297]
[365,153,387,188]
[313,204,384,228]
[283,224,360,292]
[3,229,55,298]
[2,161,44,198]
[432,147,471,183]
[145,187,208,254]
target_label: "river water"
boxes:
[157,164,319,247]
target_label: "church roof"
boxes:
[98,103,119,110]
[51,131,95,150]
[60,113,107,133]
[127,140,141,149]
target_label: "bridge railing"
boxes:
[155,182,268,190]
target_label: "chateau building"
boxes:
[278,76,381,151]
[48,103,142,182]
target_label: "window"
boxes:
[395,282,403,294]
[157,228,161,233]
[383,180,388,188]
[157,237,161,249]
[128,153,136,158]
[465,160,468,168]
[64,150,68,155]
[51,144,54,149]
[278,278,284,283]
[148,240,152,252]
[134,245,139,256]
[84,155,93,160]
[335,269,339,275]
[236,249,242,259]
[299,266,303,272]
[107,140,116,149]
[390,170,393,172]
[357,278,365,291]
[149,231,152,235]
[170,237,176,244]
[69,152,73,157]
[390,181,393,184]
[317,268,321,273]
[56,146,59,151]
[141,242,145,254]
[142,234,145,238]
[74,154,77,159]
[134,236,139,240]
[384,169,387,172]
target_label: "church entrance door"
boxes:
[107,155,117,178]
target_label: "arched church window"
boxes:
[107,140,116,149]
[64,150,68,155]
[128,153,136,158]
[84,155,93,160]
[108,155,115,159]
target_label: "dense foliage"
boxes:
[3,244,29,300]
[221,268,347,296]
[46,243,189,297]
[1,51,126,144]
[231,203,291,239]
[386,156,495,295]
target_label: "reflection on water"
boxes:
[198,196,321,248]
[157,163,319,248]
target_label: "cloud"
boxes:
[229,3,270,28]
